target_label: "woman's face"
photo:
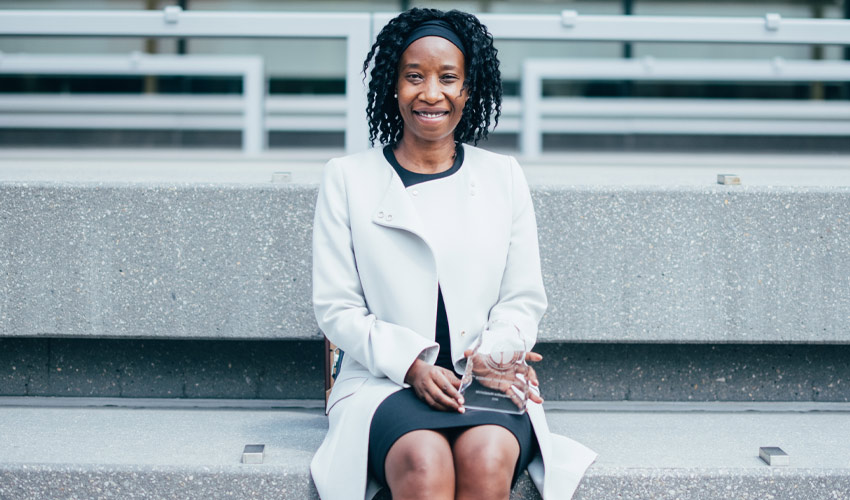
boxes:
[396,35,467,146]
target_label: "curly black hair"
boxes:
[363,8,502,146]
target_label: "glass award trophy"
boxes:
[459,320,529,414]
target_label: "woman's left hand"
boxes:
[523,351,544,404]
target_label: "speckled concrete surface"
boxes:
[1,405,849,500]
[532,343,850,402]
[1,183,317,340]
[0,339,323,399]
[535,186,850,343]
[3,465,847,500]
[3,339,849,401]
[574,469,850,500]
[2,165,849,343]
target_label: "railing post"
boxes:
[520,61,543,158]
[242,57,266,156]
[345,15,371,154]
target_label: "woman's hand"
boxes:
[523,351,545,405]
[405,359,465,413]
[462,350,545,407]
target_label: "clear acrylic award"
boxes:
[459,320,529,414]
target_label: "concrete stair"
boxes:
[2,151,849,499]
[1,400,848,499]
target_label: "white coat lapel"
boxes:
[372,172,433,248]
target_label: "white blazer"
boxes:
[310,145,596,500]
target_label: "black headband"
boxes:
[401,20,467,58]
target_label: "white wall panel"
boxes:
[188,38,347,78]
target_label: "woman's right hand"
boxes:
[404,359,465,413]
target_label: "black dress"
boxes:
[367,144,537,487]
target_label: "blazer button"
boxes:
[377,211,384,218]
[460,330,466,336]
[386,214,393,221]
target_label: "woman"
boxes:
[311,8,596,500]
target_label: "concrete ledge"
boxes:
[3,464,848,500]
[4,339,850,402]
[2,160,849,343]
[1,403,848,499]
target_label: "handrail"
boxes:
[521,58,850,157]
[0,8,373,154]
[374,11,850,44]
[0,53,266,154]
[2,9,850,154]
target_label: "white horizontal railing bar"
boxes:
[3,94,848,134]
[525,58,850,82]
[540,118,850,136]
[0,94,346,115]
[373,12,850,45]
[266,116,345,131]
[0,114,243,130]
[0,10,847,44]
[0,93,347,131]
[0,114,346,132]
[539,98,850,120]
[0,10,370,39]
[6,94,847,120]
[0,53,262,76]
[5,117,846,136]
[484,13,850,44]
[267,95,347,114]
[0,94,249,113]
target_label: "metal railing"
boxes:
[0,53,266,153]
[1,8,850,155]
[0,7,371,155]
[520,58,850,156]
[0,92,348,134]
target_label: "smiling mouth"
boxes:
[414,111,449,119]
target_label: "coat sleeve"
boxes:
[312,159,438,386]
[487,156,548,350]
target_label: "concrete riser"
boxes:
[2,467,847,500]
[2,339,848,402]
[2,183,848,344]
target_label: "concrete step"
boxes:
[1,400,848,499]
[4,339,850,402]
[2,156,849,344]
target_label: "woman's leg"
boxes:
[452,425,520,500]
[384,429,455,500]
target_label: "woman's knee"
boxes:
[385,430,454,497]
[453,426,519,486]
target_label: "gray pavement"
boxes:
[1,403,849,499]
[2,404,848,470]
